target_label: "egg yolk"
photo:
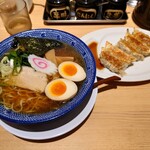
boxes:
[50,81,67,96]
[63,64,77,76]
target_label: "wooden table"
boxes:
[0,1,150,150]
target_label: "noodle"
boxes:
[0,86,62,114]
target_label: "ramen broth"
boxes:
[0,38,86,114]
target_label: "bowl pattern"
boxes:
[0,29,96,124]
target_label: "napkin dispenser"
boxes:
[132,0,150,30]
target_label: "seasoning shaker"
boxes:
[75,0,98,19]
[46,0,70,20]
[102,0,127,20]
[127,0,138,7]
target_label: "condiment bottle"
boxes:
[75,0,98,19]
[46,0,70,20]
[102,0,127,20]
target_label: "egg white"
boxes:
[45,78,78,101]
[58,61,86,82]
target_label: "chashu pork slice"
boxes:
[132,29,150,48]
[117,38,144,61]
[5,66,48,93]
[125,30,150,56]
[100,47,131,75]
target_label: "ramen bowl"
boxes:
[0,29,96,124]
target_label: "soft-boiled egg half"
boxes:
[45,78,78,101]
[58,61,86,82]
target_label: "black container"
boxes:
[132,0,150,30]
[75,0,98,19]
[46,0,70,20]
[102,0,127,20]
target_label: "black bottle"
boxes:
[46,0,70,20]
[102,0,127,20]
[75,0,98,19]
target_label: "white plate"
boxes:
[0,86,97,140]
[81,27,150,82]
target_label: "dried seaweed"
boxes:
[11,37,63,57]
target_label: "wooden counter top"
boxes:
[0,1,150,150]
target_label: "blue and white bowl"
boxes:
[0,29,96,124]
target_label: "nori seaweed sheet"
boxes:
[12,37,63,57]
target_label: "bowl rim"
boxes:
[0,28,96,124]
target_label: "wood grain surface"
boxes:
[0,1,150,150]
